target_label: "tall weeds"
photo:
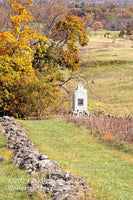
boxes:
[66,114,133,144]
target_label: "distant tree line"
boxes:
[0,0,133,33]
[68,2,133,32]
[32,1,132,35]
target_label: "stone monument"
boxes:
[73,82,89,115]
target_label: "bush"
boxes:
[119,29,126,37]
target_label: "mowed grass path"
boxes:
[20,120,133,200]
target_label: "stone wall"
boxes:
[0,116,95,200]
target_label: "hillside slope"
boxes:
[20,119,133,200]
[57,34,133,116]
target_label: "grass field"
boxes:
[1,31,133,200]
[79,35,133,63]
[20,119,133,200]
[57,34,133,116]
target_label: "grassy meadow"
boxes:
[1,31,133,200]
[20,119,133,200]
[58,33,133,116]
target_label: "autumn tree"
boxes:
[32,0,67,37]
[33,15,89,77]
[0,1,89,117]
[0,0,54,117]
[0,0,11,31]
[91,21,103,35]
[68,8,84,18]
[32,15,89,114]
[83,13,94,31]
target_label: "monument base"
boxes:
[70,110,90,117]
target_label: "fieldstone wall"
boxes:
[0,116,94,200]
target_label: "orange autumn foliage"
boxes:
[0,0,49,117]
[52,15,89,72]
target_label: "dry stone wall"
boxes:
[0,116,94,200]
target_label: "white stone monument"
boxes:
[73,82,89,115]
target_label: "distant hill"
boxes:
[86,0,133,6]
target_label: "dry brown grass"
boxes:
[66,114,133,144]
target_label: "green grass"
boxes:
[20,119,133,200]
[0,131,6,149]
[88,29,119,36]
